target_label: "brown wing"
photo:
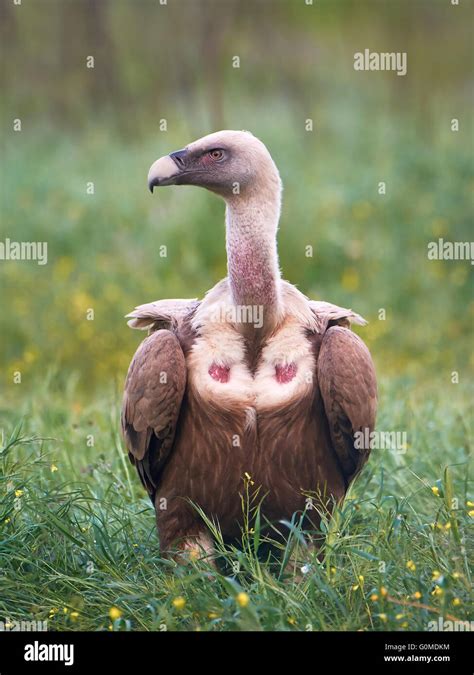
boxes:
[317,326,377,488]
[121,329,186,499]
[126,298,199,332]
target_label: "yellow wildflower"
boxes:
[236,592,250,608]
[172,597,186,610]
[109,607,122,620]
[341,268,360,292]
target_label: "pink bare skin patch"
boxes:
[209,363,230,383]
[275,363,297,384]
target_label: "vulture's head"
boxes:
[147,130,281,200]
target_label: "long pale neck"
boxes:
[225,183,282,332]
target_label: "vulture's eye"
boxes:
[208,149,224,161]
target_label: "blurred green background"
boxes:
[1,0,473,396]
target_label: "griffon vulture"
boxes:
[122,130,377,560]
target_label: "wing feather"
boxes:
[318,326,377,487]
[121,329,186,498]
[309,300,367,333]
[126,298,198,331]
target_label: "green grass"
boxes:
[0,375,472,632]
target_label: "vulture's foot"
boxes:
[173,531,217,570]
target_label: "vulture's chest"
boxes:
[186,320,316,413]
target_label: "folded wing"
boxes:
[317,325,377,488]
[121,329,186,498]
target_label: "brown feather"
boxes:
[317,326,377,486]
[121,329,186,498]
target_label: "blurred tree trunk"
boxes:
[0,0,17,96]
[198,0,240,129]
[0,1,17,46]
[57,1,84,124]
[200,11,226,130]
[83,0,120,110]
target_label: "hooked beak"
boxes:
[147,149,187,193]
